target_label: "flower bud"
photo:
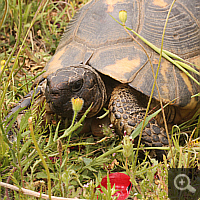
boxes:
[71,97,84,113]
[1,60,6,71]
[123,135,133,158]
[119,10,127,25]
[1,60,6,66]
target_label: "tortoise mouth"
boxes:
[46,88,74,117]
[49,100,73,118]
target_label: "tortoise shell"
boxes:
[37,0,200,109]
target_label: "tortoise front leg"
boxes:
[108,84,169,159]
[5,80,51,142]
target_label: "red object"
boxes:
[97,172,132,200]
[49,156,59,163]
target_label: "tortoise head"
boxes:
[45,65,107,118]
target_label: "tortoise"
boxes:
[7,0,200,156]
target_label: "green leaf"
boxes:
[4,107,25,134]
[22,160,33,175]
[59,103,92,139]
[53,121,60,142]
[83,157,92,166]
[147,171,154,183]
[175,61,200,76]
[19,110,31,133]
[130,108,161,139]
[36,171,58,180]
[23,3,32,25]
[19,139,32,158]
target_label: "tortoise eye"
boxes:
[72,79,83,92]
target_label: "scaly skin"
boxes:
[108,85,169,148]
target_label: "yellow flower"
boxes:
[71,97,84,113]
[119,10,127,25]
[1,60,6,71]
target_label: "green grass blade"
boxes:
[175,61,200,76]
[0,0,8,30]
[130,108,161,139]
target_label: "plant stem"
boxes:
[0,0,8,30]
[28,117,52,200]
[97,144,123,160]
[0,0,22,112]
[156,0,177,167]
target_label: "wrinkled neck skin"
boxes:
[44,65,107,119]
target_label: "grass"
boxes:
[0,0,200,199]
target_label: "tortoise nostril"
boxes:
[51,91,60,97]
[51,90,59,94]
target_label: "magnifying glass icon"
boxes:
[174,174,196,193]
